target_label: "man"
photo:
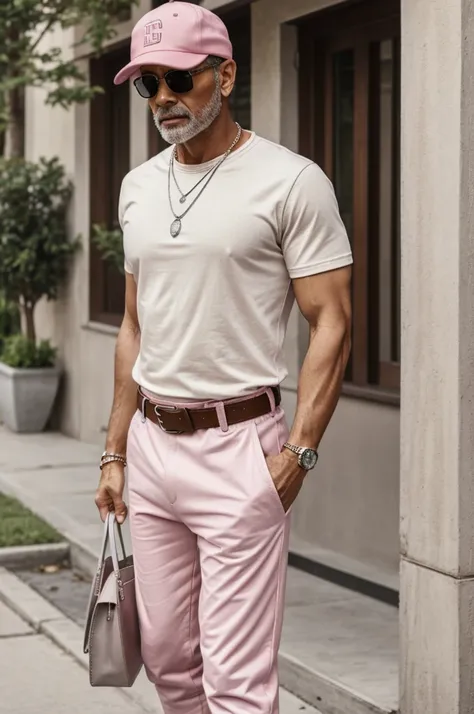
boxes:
[95,2,352,713]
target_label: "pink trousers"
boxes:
[126,387,291,714]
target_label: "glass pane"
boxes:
[227,11,251,130]
[377,39,401,365]
[333,50,354,381]
[333,50,354,242]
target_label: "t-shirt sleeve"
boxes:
[281,162,353,279]
[118,177,134,275]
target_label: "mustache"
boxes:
[155,106,191,123]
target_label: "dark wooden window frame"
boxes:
[298,0,401,399]
[89,43,130,327]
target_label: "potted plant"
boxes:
[0,157,80,432]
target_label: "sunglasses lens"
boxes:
[166,70,194,94]
[135,75,159,99]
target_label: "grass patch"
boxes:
[0,493,62,548]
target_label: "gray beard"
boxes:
[153,80,223,145]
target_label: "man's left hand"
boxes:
[265,450,306,513]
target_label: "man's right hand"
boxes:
[95,461,128,524]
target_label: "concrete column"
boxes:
[400,1,474,712]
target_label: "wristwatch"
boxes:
[283,443,319,471]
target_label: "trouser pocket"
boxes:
[250,409,290,516]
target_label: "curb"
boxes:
[0,567,160,714]
[68,536,98,580]
[0,542,70,571]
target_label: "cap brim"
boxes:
[114,51,208,85]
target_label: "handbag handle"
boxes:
[108,512,127,572]
[108,513,128,601]
[83,513,128,653]
[93,513,126,593]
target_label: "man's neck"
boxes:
[174,115,245,165]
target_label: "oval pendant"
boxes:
[179,196,187,204]
[170,218,182,238]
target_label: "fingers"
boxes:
[112,495,128,524]
[95,488,128,524]
[95,490,111,523]
[280,472,305,513]
[95,462,128,523]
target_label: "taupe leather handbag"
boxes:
[83,513,143,687]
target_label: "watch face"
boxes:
[300,449,318,470]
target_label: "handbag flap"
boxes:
[97,570,118,606]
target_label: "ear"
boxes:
[219,60,237,98]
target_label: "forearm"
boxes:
[289,322,351,450]
[105,319,141,455]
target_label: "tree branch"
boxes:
[30,16,58,53]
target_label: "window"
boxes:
[225,5,251,131]
[299,0,401,395]
[89,46,130,326]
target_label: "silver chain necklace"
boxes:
[171,156,216,204]
[168,124,242,238]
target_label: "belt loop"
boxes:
[215,402,229,433]
[140,394,148,423]
[265,387,277,415]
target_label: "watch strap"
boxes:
[283,442,304,456]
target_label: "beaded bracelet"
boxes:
[100,452,127,470]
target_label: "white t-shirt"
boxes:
[119,133,352,400]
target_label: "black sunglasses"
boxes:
[134,61,221,99]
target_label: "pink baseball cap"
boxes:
[114,1,233,85]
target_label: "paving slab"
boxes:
[0,567,63,629]
[18,567,92,627]
[281,569,398,713]
[0,600,33,637]
[0,634,146,714]
[0,426,100,471]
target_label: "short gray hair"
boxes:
[207,55,224,67]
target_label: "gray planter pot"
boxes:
[0,361,61,433]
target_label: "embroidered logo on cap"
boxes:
[144,20,163,47]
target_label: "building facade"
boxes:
[30,0,401,594]
[28,0,474,710]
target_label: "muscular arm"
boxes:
[96,273,140,523]
[289,265,352,449]
[105,272,141,455]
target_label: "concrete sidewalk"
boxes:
[0,592,147,714]
[0,567,316,714]
[0,426,398,714]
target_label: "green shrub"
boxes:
[92,223,125,276]
[1,335,57,369]
[0,156,80,344]
[0,293,20,351]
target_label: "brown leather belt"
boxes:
[137,386,281,434]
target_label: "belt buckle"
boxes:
[154,404,193,434]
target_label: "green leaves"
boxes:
[0,0,138,144]
[0,293,21,354]
[0,334,57,368]
[0,156,80,310]
[92,223,125,275]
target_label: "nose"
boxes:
[153,78,177,108]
